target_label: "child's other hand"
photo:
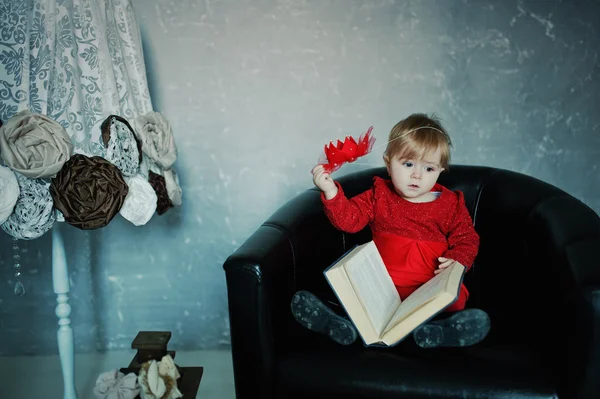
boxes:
[435,257,461,274]
[311,164,338,199]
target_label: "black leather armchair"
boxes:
[223,166,600,399]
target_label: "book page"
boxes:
[324,242,368,274]
[383,263,465,335]
[343,242,400,336]
[381,295,452,346]
[325,257,381,345]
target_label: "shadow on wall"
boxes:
[140,25,161,114]
[139,24,186,231]
[0,225,101,355]
[59,227,104,351]
[0,21,186,358]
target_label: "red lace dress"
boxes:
[322,177,479,312]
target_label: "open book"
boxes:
[324,240,466,347]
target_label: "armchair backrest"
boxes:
[437,165,599,349]
[264,165,600,350]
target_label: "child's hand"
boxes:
[311,164,338,199]
[435,257,461,274]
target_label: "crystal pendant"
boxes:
[14,280,25,296]
[12,238,25,296]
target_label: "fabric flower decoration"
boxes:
[0,109,74,178]
[163,168,182,207]
[157,355,181,382]
[100,115,142,177]
[0,165,20,224]
[50,154,129,230]
[93,369,140,399]
[139,361,166,399]
[120,175,158,226]
[132,111,177,170]
[148,171,173,215]
[1,173,55,240]
[138,153,162,180]
[55,208,65,223]
[138,355,183,399]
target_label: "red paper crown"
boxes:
[319,126,375,173]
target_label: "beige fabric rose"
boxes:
[142,361,166,399]
[163,168,182,207]
[138,355,182,399]
[132,112,177,170]
[0,110,74,178]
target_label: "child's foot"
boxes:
[291,290,357,345]
[413,308,490,349]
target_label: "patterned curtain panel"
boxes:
[1,0,182,301]
[0,0,152,156]
[1,0,182,245]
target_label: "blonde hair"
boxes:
[384,113,452,170]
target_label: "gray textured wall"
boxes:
[1,0,599,355]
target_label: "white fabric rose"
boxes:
[0,165,20,224]
[120,175,157,226]
[1,173,55,240]
[132,111,177,170]
[0,109,74,178]
[163,168,182,206]
[93,369,140,399]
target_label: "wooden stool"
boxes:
[120,331,203,398]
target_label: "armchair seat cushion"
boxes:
[277,340,557,399]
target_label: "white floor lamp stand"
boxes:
[52,224,78,399]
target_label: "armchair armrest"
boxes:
[563,238,600,399]
[565,283,600,399]
[223,224,294,399]
[531,196,600,286]
[530,196,600,399]
[223,189,346,399]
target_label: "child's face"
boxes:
[386,147,444,202]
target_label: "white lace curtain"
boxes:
[0,0,176,298]
[0,0,152,155]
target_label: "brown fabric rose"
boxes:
[148,171,173,215]
[50,154,129,230]
[0,110,74,178]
